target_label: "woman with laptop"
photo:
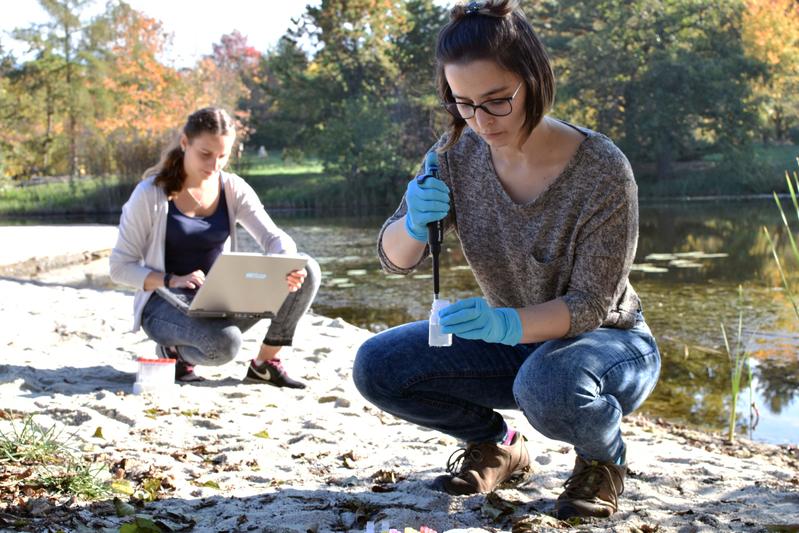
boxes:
[110,107,319,388]
[353,0,660,520]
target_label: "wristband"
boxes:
[163,272,173,288]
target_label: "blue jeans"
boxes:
[353,312,660,462]
[141,256,321,366]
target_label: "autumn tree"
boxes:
[87,1,175,179]
[742,0,799,142]
[38,0,92,182]
[8,0,93,183]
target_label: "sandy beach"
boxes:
[0,228,797,532]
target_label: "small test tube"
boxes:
[428,298,452,347]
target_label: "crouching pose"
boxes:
[354,0,660,519]
[110,107,320,388]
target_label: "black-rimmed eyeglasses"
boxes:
[443,82,524,119]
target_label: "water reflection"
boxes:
[257,199,798,444]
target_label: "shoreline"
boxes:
[0,192,791,222]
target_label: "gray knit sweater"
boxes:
[377,124,641,338]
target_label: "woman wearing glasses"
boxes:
[353,0,660,520]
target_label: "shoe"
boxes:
[554,455,626,519]
[432,432,530,495]
[245,358,306,389]
[155,345,205,383]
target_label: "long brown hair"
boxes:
[144,107,236,198]
[436,0,555,151]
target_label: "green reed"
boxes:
[720,286,754,443]
[764,158,799,323]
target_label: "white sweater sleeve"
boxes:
[109,182,157,289]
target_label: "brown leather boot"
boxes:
[432,432,531,495]
[554,456,626,519]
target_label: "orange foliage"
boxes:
[743,0,799,65]
[95,4,187,137]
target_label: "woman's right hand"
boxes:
[404,176,450,242]
[171,270,205,290]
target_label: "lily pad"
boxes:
[644,253,677,261]
[669,259,704,268]
[631,263,669,273]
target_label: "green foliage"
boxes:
[260,0,447,207]
[531,0,764,180]
[0,174,132,215]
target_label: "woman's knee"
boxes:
[352,336,390,401]
[353,322,430,405]
[301,255,322,292]
[204,325,243,365]
[512,348,590,433]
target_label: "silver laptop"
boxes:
[155,252,308,318]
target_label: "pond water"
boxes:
[5,198,798,444]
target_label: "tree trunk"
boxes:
[64,20,78,187]
[774,105,785,141]
[655,134,675,181]
[44,83,53,169]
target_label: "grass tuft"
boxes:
[0,415,110,501]
[0,416,69,464]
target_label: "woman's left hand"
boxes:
[286,268,307,292]
[439,297,523,345]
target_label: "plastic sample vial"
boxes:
[428,298,452,347]
[132,357,176,394]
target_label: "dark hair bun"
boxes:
[450,0,515,21]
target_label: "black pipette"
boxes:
[417,151,444,300]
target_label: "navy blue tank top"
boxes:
[165,188,230,276]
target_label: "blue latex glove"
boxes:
[439,297,523,345]
[404,175,450,242]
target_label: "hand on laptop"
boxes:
[173,269,205,290]
[286,268,307,292]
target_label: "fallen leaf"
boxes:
[111,480,135,495]
[119,516,161,533]
[113,497,136,517]
[254,430,270,439]
[482,493,515,520]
